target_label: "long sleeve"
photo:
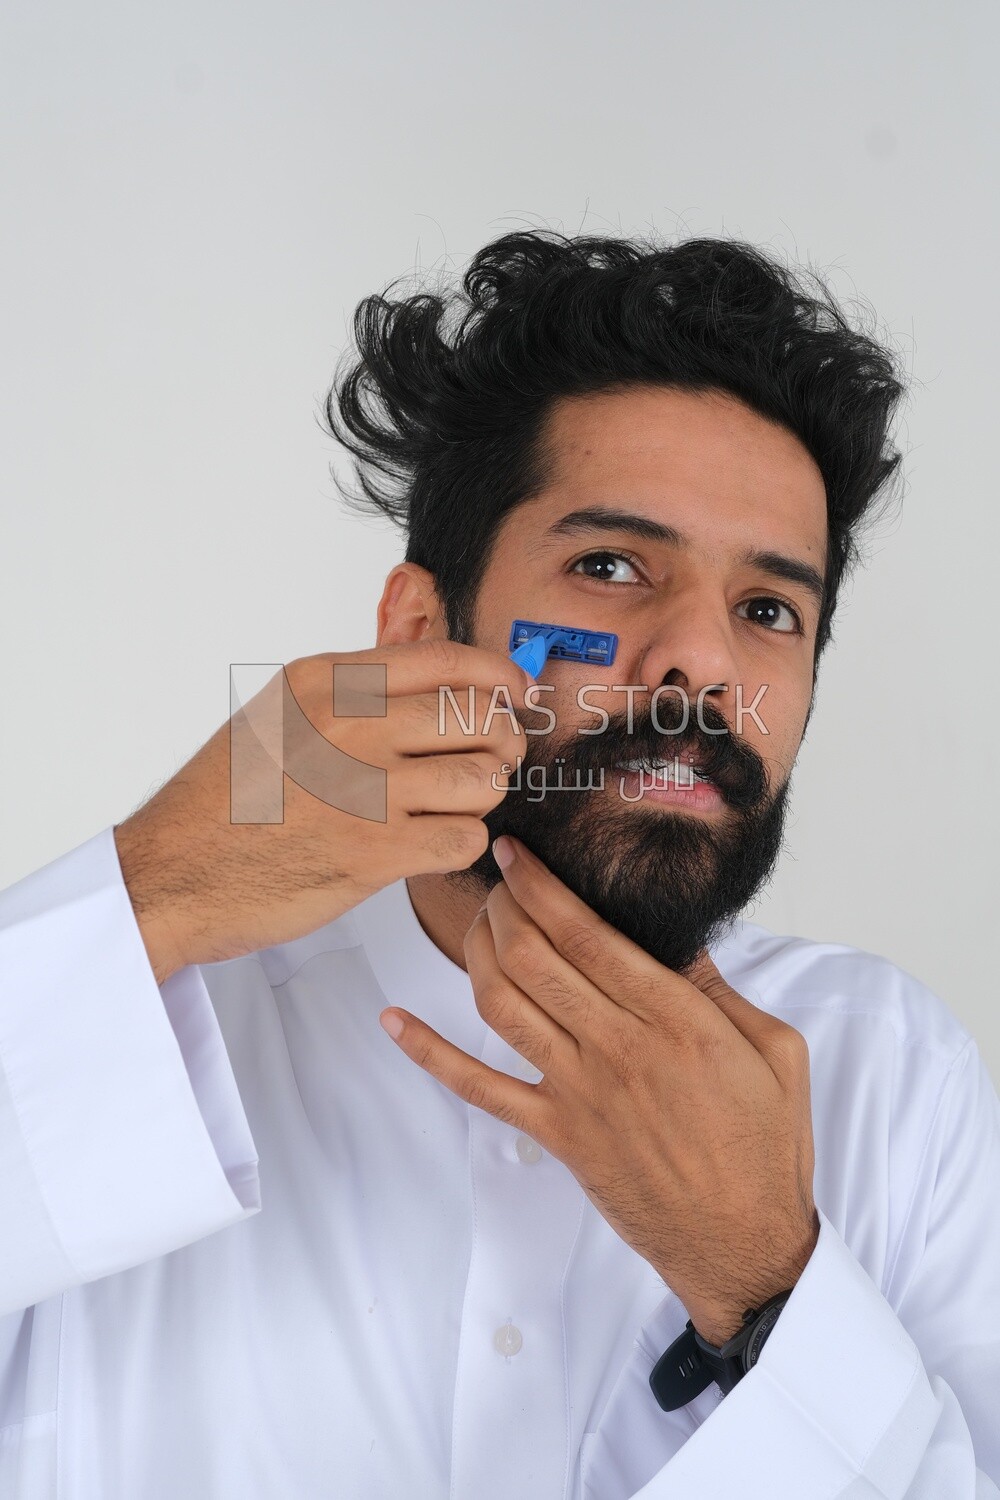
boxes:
[629,1036,1000,1498]
[0,827,261,1317]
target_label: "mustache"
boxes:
[518,696,770,811]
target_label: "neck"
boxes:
[405,872,492,972]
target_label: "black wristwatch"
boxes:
[648,1288,792,1411]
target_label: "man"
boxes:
[0,229,997,1499]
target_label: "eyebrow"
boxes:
[542,505,826,612]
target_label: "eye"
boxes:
[736,596,802,634]
[569,550,643,584]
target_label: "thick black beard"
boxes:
[449,699,791,976]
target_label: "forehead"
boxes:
[527,384,828,562]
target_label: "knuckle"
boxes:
[420,636,464,679]
[531,964,582,1014]
[426,826,465,862]
[697,972,735,1009]
[497,717,528,752]
[499,934,539,979]
[438,753,487,794]
[473,755,504,798]
[461,819,492,858]
[772,1023,809,1069]
[505,1020,542,1065]
[463,1073,495,1115]
[427,819,487,865]
[490,1095,521,1129]
[557,920,605,975]
[475,979,512,1023]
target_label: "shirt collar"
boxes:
[348,877,488,1058]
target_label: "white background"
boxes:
[2,1,997,1078]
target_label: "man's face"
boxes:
[453,385,828,973]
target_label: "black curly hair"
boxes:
[322,229,909,664]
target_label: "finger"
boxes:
[327,638,532,704]
[402,749,513,814]
[491,835,729,1037]
[379,1006,545,1134]
[475,882,611,1044]
[393,690,526,757]
[684,951,799,1068]
[465,900,582,1066]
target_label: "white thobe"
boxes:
[0,826,998,1499]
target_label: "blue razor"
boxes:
[507,619,619,679]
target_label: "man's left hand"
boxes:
[379,834,820,1345]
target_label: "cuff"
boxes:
[634,1205,940,1497]
[0,826,260,1314]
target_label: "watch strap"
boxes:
[648,1289,792,1411]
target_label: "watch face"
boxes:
[744,1303,785,1369]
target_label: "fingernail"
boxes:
[380,1011,404,1040]
[492,836,514,870]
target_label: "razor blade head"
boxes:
[508,619,618,668]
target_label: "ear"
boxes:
[376,563,446,647]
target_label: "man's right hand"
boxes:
[113,640,531,984]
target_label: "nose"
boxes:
[631,585,741,727]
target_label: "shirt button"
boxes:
[514,1134,542,1164]
[493,1321,523,1357]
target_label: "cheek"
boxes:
[523,674,605,740]
[733,680,809,776]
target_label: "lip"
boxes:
[609,766,726,813]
